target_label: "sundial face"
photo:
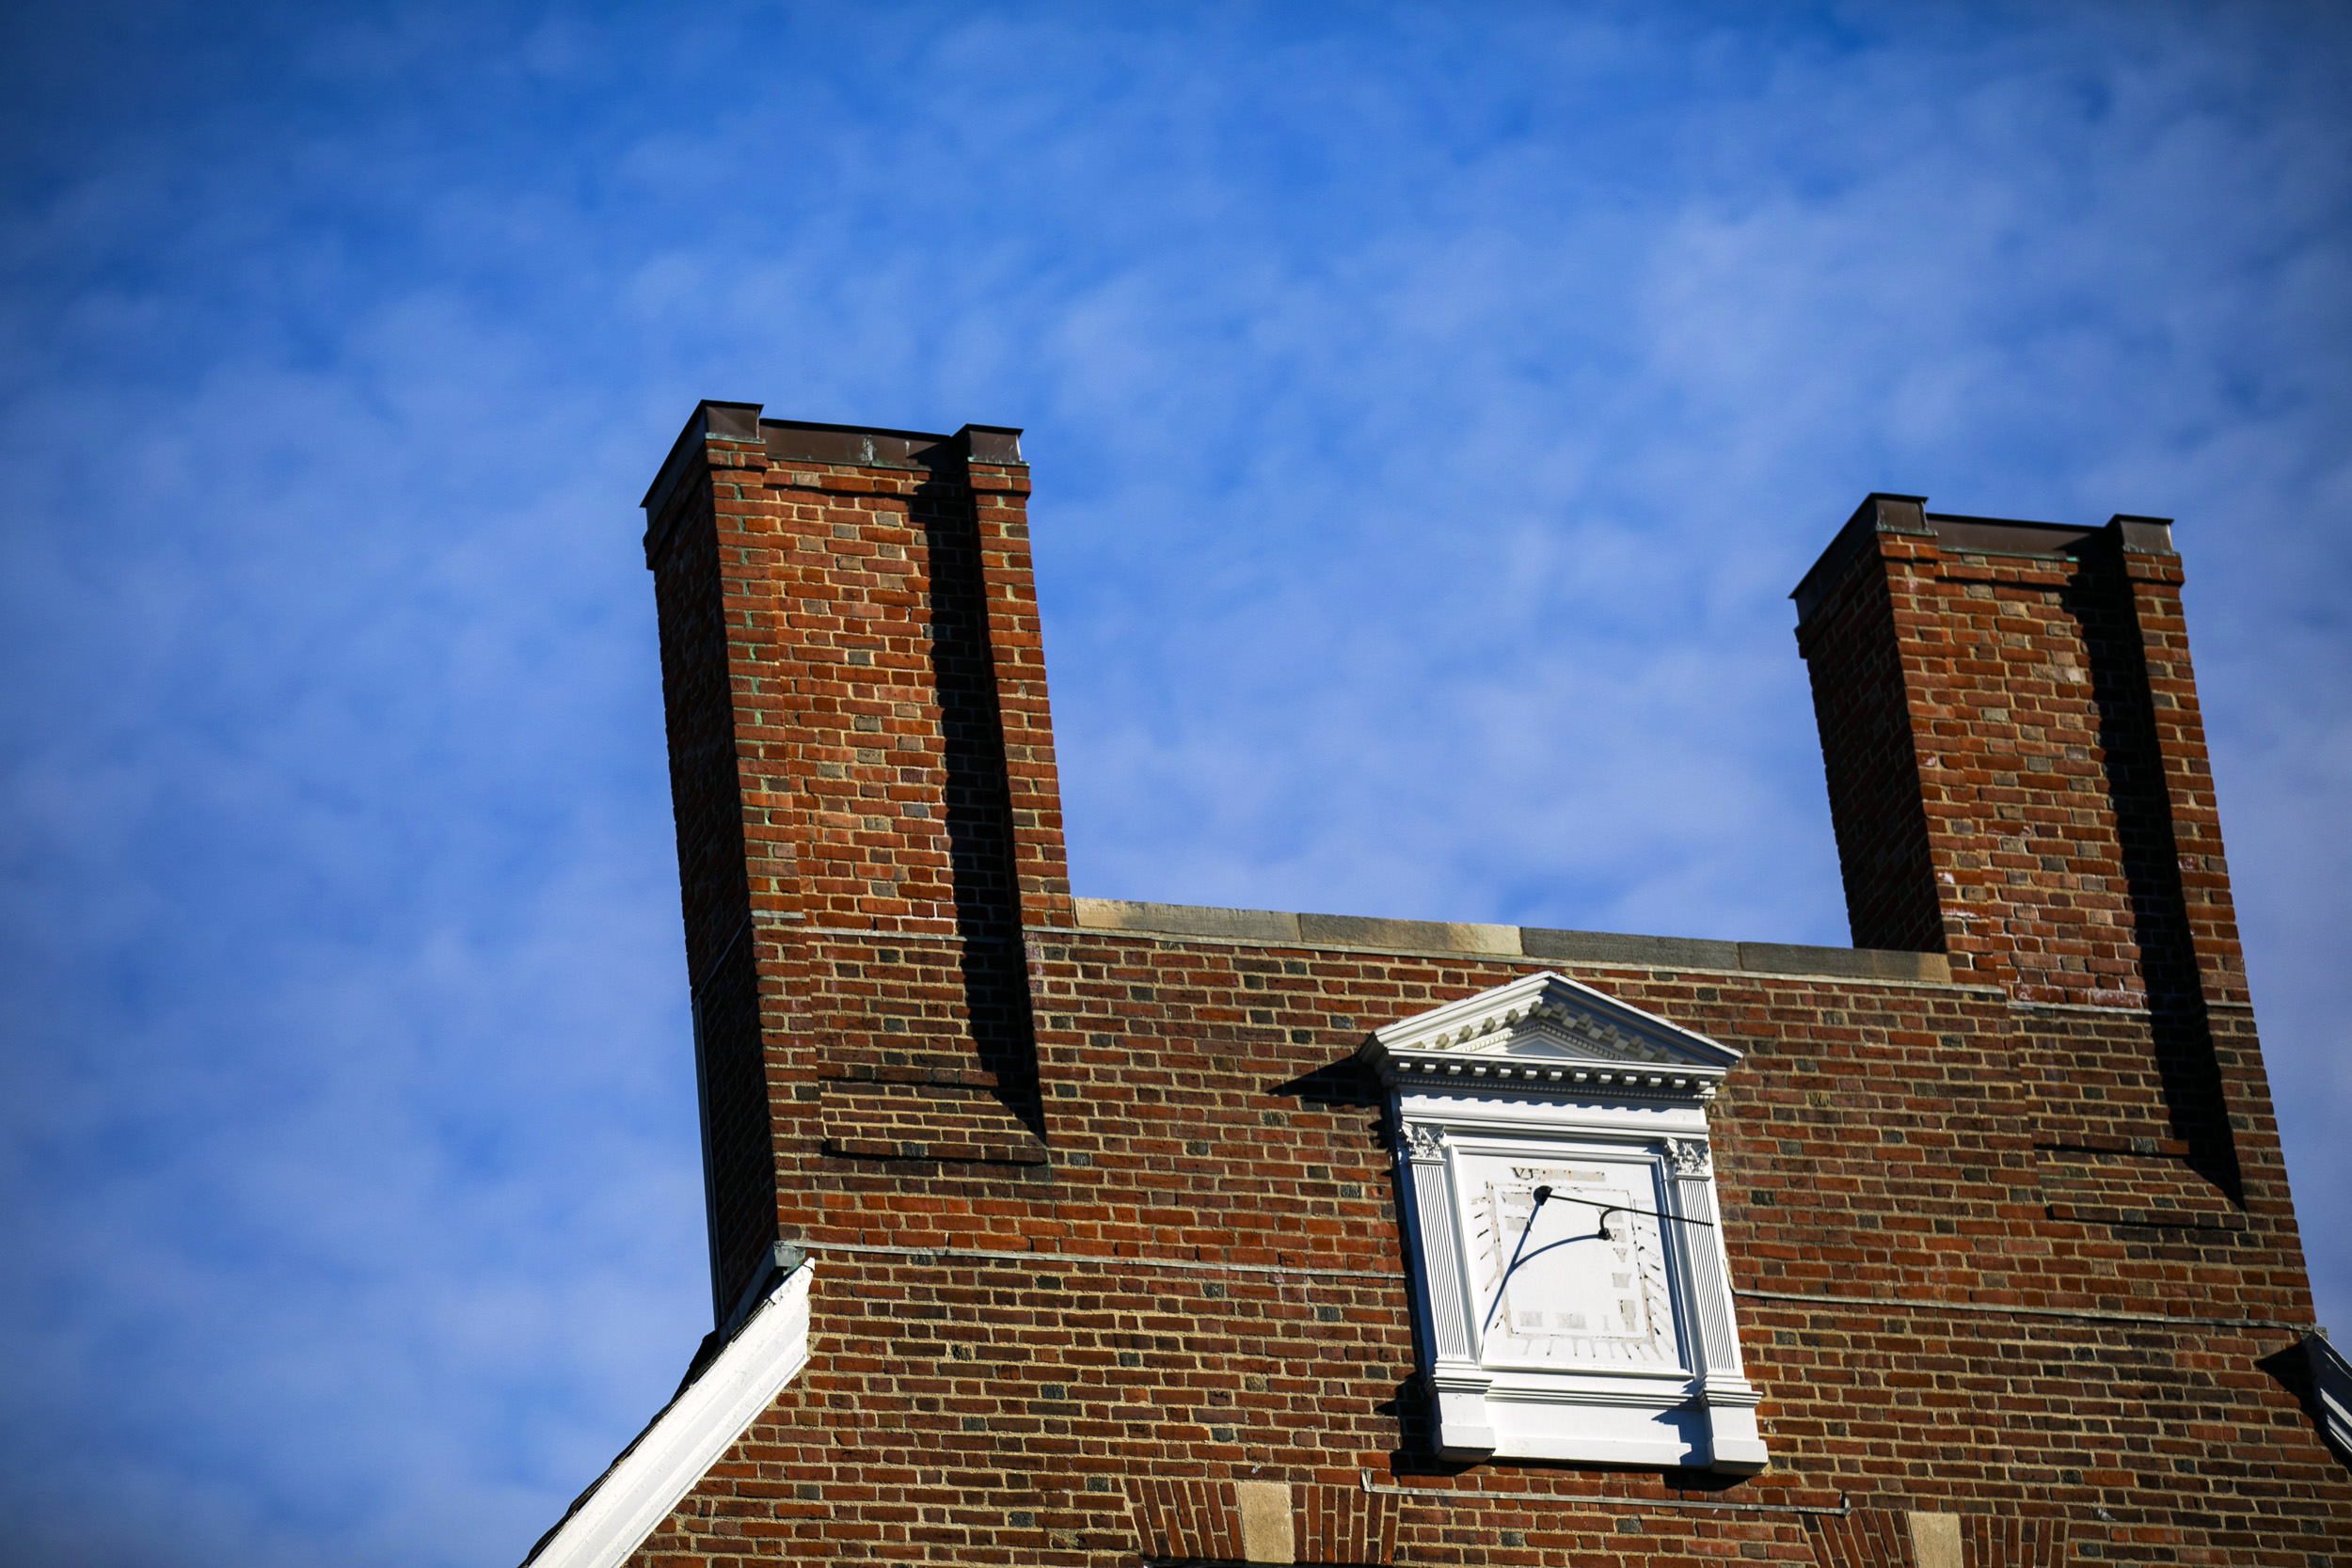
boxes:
[1458,1153,1681,1370]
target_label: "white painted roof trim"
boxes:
[526,1261,814,1568]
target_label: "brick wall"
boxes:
[1789,496,1946,959]
[640,408,1072,1320]
[1790,499,2245,1014]
[1794,502,2252,1205]
[643,407,767,1323]
[621,927,2342,1565]
[596,410,2348,1566]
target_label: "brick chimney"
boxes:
[640,403,1071,1326]
[1792,496,2250,1192]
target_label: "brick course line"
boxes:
[794,916,2267,1011]
[1355,1471,1849,1517]
[797,1239,1400,1282]
[1735,1286,2309,1331]
[792,915,2261,1012]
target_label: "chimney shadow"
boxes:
[2064,543,2241,1201]
[918,475,1047,1142]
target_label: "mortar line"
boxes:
[1735,1287,2310,1332]
[1356,1470,1848,1517]
[796,1240,1397,1282]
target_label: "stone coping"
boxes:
[1070,897,1951,984]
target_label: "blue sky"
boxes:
[1,3,2346,1562]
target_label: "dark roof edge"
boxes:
[1926,513,2175,559]
[1790,493,1930,625]
[758,419,1023,470]
[649,411,1030,501]
[1794,498,2183,623]
[2304,1331,2352,1460]
[641,399,763,517]
[1924,513,2098,559]
[638,404,1026,568]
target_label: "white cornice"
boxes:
[523,1263,814,1568]
[1362,972,1739,1099]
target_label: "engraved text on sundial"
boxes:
[1463,1159,1679,1369]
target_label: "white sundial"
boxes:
[1369,970,1763,1470]
[1466,1162,1679,1368]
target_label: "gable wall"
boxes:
[624,924,2342,1565]
[589,408,2348,1567]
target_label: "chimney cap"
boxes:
[642,400,765,516]
[1791,493,1931,623]
[1794,496,2184,623]
[641,403,1030,546]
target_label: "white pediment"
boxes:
[1360,971,1739,1096]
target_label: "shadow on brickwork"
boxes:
[694,924,778,1323]
[2065,544,2241,1202]
[1381,1377,1443,1472]
[917,477,1046,1142]
[1269,1054,1386,1109]
[1269,1054,1391,1167]
[1380,1375,1754,1492]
